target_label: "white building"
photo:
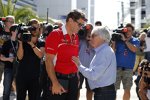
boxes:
[35,0,94,24]
[77,0,95,24]
[135,0,150,29]
[35,0,76,23]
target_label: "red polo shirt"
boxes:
[45,29,79,74]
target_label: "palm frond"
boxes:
[12,0,18,15]
[14,6,38,23]
[0,0,5,16]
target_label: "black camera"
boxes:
[41,23,53,38]
[147,30,150,37]
[0,17,6,32]
[78,26,87,39]
[111,24,128,41]
[78,24,93,40]
[142,28,150,37]
[17,23,36,42]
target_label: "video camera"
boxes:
[0,17,6,32]
[143,28,150,37]
[41,22,53,38]
[78,26,87,39]
[0,17,6,22]
[16,23,37,42]
[111,24,128,41]
[78,24,92,40]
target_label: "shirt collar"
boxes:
[94,43,108,53]
[61,24,67,35]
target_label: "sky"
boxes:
[94,0,121,29]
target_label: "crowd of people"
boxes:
[0,9,150,100]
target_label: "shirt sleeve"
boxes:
[45,30,62,54]
[79,47,116,81]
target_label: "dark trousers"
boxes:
[3,68,13,100]
[48,74,78,100]
[93,84,116,100]
[16,77,39,100]
[38,63,49,100]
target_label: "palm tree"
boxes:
[0,0,39,23]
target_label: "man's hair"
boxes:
[28,19,39,26]
[5,15,15,21]
[92,26,111,43]
[125,23,134,31]
[95,21,102,26]
[4,15,15,24]
[66,9,87,22]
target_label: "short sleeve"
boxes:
[45,30,62,54]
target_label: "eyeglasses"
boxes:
[75,21,84,27]
[6,20,14,24]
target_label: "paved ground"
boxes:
[0,75,139,100]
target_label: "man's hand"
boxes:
[8,57,14,62]
[52,82,66,95]
[72,56,80,67]
[121,34,126,42]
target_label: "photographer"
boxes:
[111,23,140,100]
[16,19,45,100]
[78,24,95,100]
[0,15,15,83]
[38,22,54,100]
[138,59,150,100]
[0,24,18,100]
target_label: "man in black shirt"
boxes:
[0,15,15,83]
[0,24,17,100]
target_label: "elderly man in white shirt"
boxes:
[72,26,117,100]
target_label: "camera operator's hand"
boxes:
[28,41,35,48]
[18,39,22,44]
[121,34,126,42]
[9,57,14,62]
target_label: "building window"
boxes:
[130,2,136,7]
[130,9,135,15]
[131,17,135,24]
[141,23,146,28]
[141,0,146,6]
[141,10,146,19]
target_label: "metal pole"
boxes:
[121,1,124,24]
[47,8,49,23]
[117,12,120,27]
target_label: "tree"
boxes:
[0,0,39,23]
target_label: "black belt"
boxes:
[94,84,115,91]
[56,72,77,78]
[117,67,129,71]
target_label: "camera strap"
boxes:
[11,40,18,56]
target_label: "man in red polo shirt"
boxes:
[45,9,87,100]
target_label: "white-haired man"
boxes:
[72,26,117,100]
